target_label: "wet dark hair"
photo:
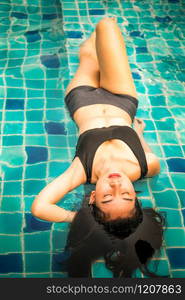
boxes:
[91,197,143,239]
[59,195,167,278]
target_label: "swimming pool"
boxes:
[0,0,185,278]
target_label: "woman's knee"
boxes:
[96,17,116,31]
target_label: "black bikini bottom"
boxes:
[64,85,138,122]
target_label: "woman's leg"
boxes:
[95,17,137,98]
[65,31,100,97]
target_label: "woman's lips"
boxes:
[108,173,121,178]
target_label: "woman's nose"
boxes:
[110,180,121,187]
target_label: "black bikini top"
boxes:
[74,125,148,183]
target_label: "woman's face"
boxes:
[89,173,136,220]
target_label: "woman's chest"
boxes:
[91,139,141,182]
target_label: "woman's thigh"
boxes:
[96,18,137,99]
[65,55,100,97]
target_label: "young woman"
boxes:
[31,17,160,224]
[31,17,165,278]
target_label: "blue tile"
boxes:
[40,54,60,68]
[136,47,148,53]
[0,254,23,273]
[6,99,24,110]
[45,122,67,135]
[167,249,185,269]
[43,14,57,20]
[167,158,185,172]
[132,72,141,79]
[26,146,48,164]
[155,16,172,23]
[130,31,144,38]
[11,12,27,19]
[25,31,41,43]
[66,31,83,38]
[24,213,52,233]
[89,9,105,15]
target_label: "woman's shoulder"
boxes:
[145,152,161,177]
[71,157,87,184]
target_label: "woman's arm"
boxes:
[133,118,161,177]
[31,158,85,222]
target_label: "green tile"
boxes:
[24,232,50,251]
[158,131,178,144]
[3,135,23,146]
[26,110,44,121]
[3,181,22,195]
[93,261,113,278]
[26,123,45,134]
[158,209,183,227]
[25,135,46,146]
[163,145,184,158]
[153,190,179,209]
[1,196,21,212]
[171,271,185,278]
[149,174,173,191]
[0,235,21,253]
[25,177,47,194]
[52,230,68,250]
[25,253,50,273]
[0,213,22,234]
[27,99,45,109]
[4,123,23,134]
[143,259,170,278]
[164,229,185,247]
[25,163,47,179]
[171,174,185,189]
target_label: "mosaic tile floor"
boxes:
[0,0,185,278]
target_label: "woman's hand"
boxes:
[133,118,146,134]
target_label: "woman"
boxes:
[31,17,165,277]
[31,17,160,223]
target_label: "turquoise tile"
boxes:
[171,174,185,189]
[24,180,46,195]
[0,236,22,253]
[3,166,23,181]
[3,181,22,195]
[25,253,50,273]
[52,230,68,250]
[4,123,23,134]
[153,190,180,209]
[24,232,50,251]
[1,196,21,212]
[163,145,184,158]
[143,259,170,277]
[171,271,185,278]
[158,209,183,227]
[149,174,173,191]
[25,163,47,179]
[177,191,185,208]
[158,131,179,144]
[92,261,113,278]
[0,213,22,234]
[164,229,185,247]
[155,119,175,131]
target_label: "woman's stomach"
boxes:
[73,103,132,134]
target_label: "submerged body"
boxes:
[31,17,160,223]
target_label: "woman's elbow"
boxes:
[31,200,43,218]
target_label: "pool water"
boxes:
[0,0,185,278]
